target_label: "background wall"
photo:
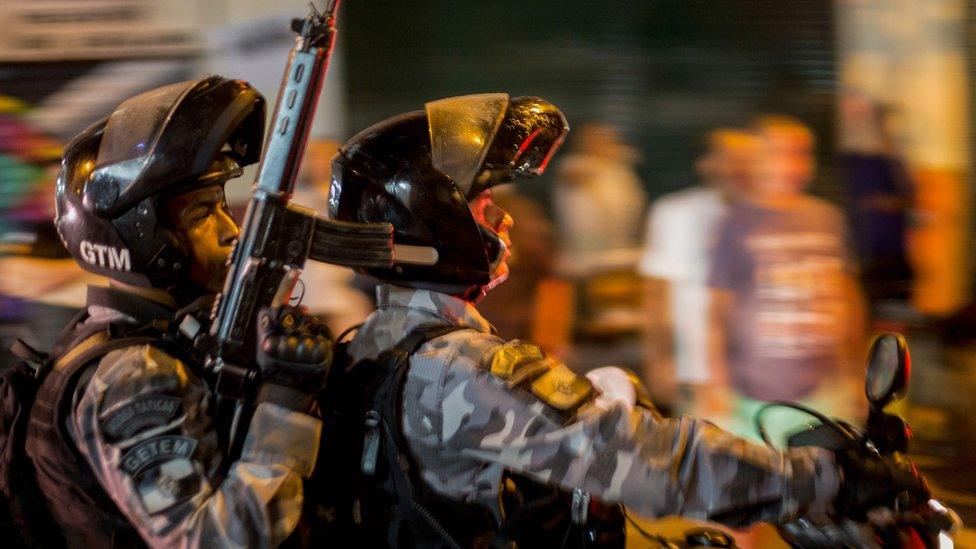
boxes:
[339,0,838,204]
[837,0,971,314]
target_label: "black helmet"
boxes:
[329,93,568,296]
[55,76,265,288]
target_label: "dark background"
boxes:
[341,0,838,205]
[1,1,838,204]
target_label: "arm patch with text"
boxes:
[100,395,181,442]
[120,435,201,515]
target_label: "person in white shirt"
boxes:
[552,123,647,276]
[638,129,759,413]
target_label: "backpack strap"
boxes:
[367,324,482,548]
[9,320,172,384]
[52,333,163,377]
[9,339,48,376]
[39,318,178,446]
[368,324,467,484]
[41,330,172,460]
[39,308,93,366]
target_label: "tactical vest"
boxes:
[25,287,192,548]
[308,325,625,548]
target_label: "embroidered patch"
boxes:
[121,435,197,477]
[530,363,594,412]
[135,457,201,515]
[121,435,200,515]
[488,341,550,388]
[101,395,181,441]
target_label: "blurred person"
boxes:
[839,95,915,306]
[552,122,646,276]
[6,77,330,547]
[638,129,759,413]
[320,93,928,546]
[707,115,866,442]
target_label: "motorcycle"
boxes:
[764,333,960,548]
[632,333,961,548]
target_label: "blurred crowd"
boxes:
[474,113,915,447]
[3,2,968,459]
[0,101,921,440]
[641,117,868,441]
[264,109,924,451]
[5,84,976,539]
[2,2,975,543]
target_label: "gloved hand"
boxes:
[834,450,930,521]
[255,305,333,413]
[778,517,875,549]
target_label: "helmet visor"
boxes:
[470,96,569,198]
[89,76,265,218]
[481,96,568,177]
[95,80,196,184]
[426,93,509,197]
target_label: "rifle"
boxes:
[205,1,414,459]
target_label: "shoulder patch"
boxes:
[530,363,594,413]
[94,344,187,391]
[101,395,181,441]
[120,435,197,477]
[121,435,201,515]
[135,455,201,515]
[488,340,551,388]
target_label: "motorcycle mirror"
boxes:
[865,333,910,408]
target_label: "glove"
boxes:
[778,517,875,549]
[834,450,930,521]
[255,305,333,413]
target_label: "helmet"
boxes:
[329,93,568,296]
[55,76,265,288]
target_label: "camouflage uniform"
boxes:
[346,284,839,526]
[67,299,321,547]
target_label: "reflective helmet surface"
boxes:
[55,76,265,288]
[329,93,568,295]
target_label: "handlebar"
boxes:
[754,401,960,548]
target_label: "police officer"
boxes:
[327,93,930,546]
[26,77,330,547]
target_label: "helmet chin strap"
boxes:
[465,271,508,305]
[462,228,508,303]
[406,223,508,303]
[484,237,508,288]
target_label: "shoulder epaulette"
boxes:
[485,340,594,415]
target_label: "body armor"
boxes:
[26,288,190,548]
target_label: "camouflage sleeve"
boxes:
[440,358,839,527]
[71,344,321,548]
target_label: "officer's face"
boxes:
[161,184,240,293]
[469,189,513,289]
